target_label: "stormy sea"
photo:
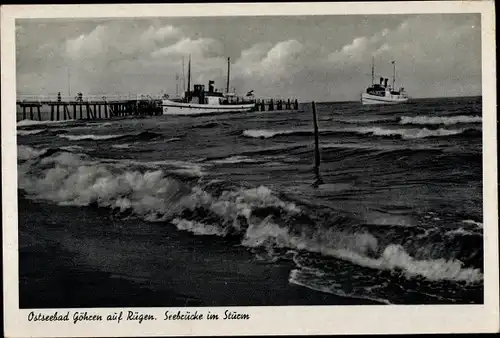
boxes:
[17,96,483,307]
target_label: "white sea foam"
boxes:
[17,119,73,127]
[356,126,466,139]
[445,228,479,237]
[213,156,258,164]
[122,159,206,177]
[165,137,182,143]
[112,144,132,149]
[462,219,483,228]
[17,145,47,160]
[243,126,470,140]
[97,122,114,127]
[19,155,185,219]
[288,268,392,304]
[241,219,483,283]
[17,129,46,136]
[243,129,283,138]
[400,115,482,125]
[18,148,299,228]
[172,218,228,236]
[58,134,125,141]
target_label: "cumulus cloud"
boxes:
[140,25,181,42]
[233,39,306,79]
[151,37,222,59]
[66,25,108,60]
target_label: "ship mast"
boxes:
[371,56,374,86]
[182,57,186,92]
[392,60,396,89]
[175,73,179,97]
[226,57,231,94]
[187,55,191,94]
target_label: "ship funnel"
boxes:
[384,78,388,87]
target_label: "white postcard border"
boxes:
[2,2,498,337]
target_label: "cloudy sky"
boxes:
[16,13,481,102]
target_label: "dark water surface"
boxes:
[17,96,483,306]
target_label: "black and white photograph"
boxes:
[2,2,498,337]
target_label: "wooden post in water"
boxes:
[56,104,60,121]
[79,104,83,119]
[312,101,323,186]
[37,105,41,121]
[29,106,34,120]
[64,105,70,120]
[73,104,77,119]
[50,105,54,121]
[104,102,108,118]
[22,106,26,120]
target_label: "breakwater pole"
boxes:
[17,98,163,122]
[311,101,323,187]
[253,98,299,112]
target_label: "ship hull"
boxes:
[162,99,255,115]
[361,93,408,105]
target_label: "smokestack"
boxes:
[384,78,388,87]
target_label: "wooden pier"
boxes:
[17,98,162,122]
[16,95,300,122]
[253,98,299,112]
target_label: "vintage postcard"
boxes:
[2,1,498,337]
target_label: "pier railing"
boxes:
[17,94,164,103]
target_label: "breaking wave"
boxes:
[18,145,49,160]
[355,127,471,139]
[112,144,132,149]
[17,129,46,136]
[288,267,393,304]
[242,127,476,140]
[17,145,482,285]
[213,156,260,164]
[400,115,482,126]
[17,119,73,127]
[58,133,126,141]
[462,219,483,228]
[242,129,293,139]
[57,131,164,142]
